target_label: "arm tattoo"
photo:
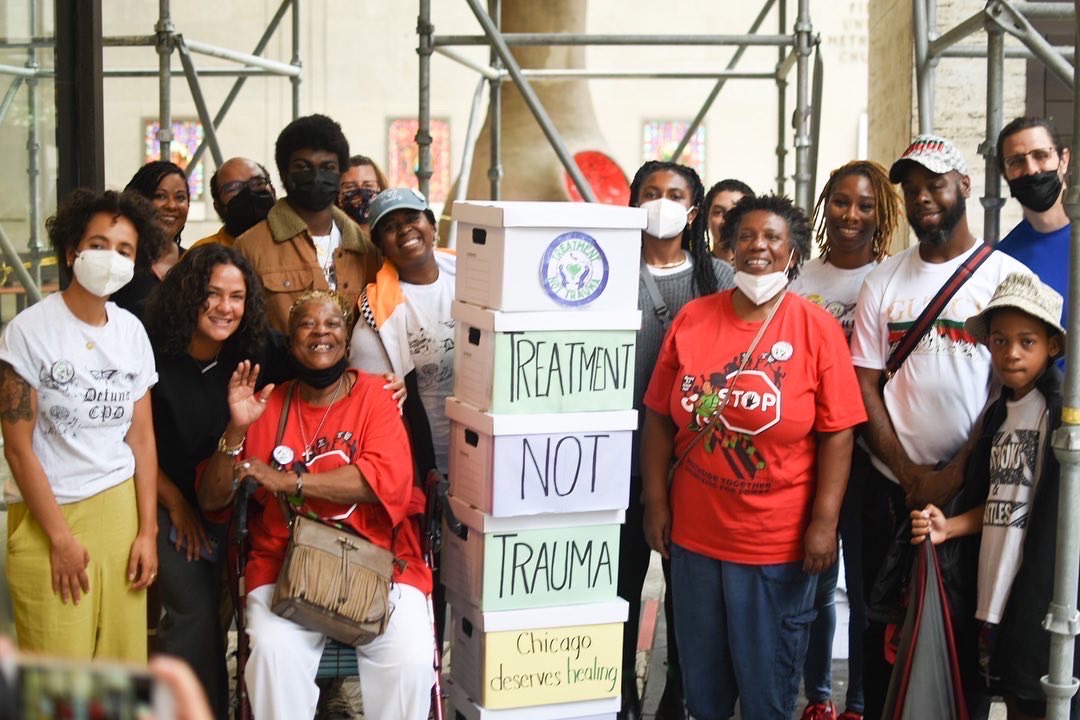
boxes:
[0,361,32,423]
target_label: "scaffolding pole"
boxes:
[981,26,1006,246]
[487,0,502,200]
[187,0,296,171]
[26,0,42,287]
[463,0,597,203]
[670,0,776,162]
[155,0,174,162]
[777,0,788,194]
[792,0,813,210]
[422,0,813,206]
[417,0,433,199]
[1046,13,1080,713]
[290,0,301,117]
[913,0,1077,242]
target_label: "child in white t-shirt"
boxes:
[912,272,1070,720]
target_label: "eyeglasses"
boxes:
[1003,147,1057,173]
[220,176,271,197]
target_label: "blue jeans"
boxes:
[670,544,817,720]
[802,450,866,713]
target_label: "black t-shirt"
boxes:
[151,331,291,508]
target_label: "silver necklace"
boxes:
[295,375,346,463]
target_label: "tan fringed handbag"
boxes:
[268,382,396,647]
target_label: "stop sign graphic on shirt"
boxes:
[716,369,782,435]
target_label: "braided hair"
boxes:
[628,160,717,296]
[811,160,899,262]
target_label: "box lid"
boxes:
[449,495,624,533]
[453,201,647,231]
[444,676,620,718]
[448,589,630,631]
[446,397,638,435]
[453,301,642,332]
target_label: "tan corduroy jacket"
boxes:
[235,199,380,334]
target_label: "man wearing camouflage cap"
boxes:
[849,134,1031,719]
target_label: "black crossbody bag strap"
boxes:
[640,261,673,331]
[883,243,994,383]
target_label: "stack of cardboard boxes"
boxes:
[441,201,645,720]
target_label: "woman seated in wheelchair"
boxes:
[198,289,434,720]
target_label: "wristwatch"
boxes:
[217,434,245,457]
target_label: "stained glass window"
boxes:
[388,118,450,202]
[642,121,706,178]
[143,119,205,199]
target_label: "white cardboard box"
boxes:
[442,496,623,612]
[448,590,628,710]
[443,676,617,720]
[452,302,639,415]
[452,201,645,313]
[446,397,635,517]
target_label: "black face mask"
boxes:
[340,187,378,226]
[1007,169,1063,213]
[288,354,349,389]
[287,168,340,212]
[224,187,276,237]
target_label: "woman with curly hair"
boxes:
[788,160,901,720]
[143,244,286,717]
[643,194,866,720]
[0,188,162,661]
[620,161,735,719]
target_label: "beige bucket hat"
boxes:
[965,272,1066,356]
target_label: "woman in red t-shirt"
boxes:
[641,194,867,720]
[199,290,433,720]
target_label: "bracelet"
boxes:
[294,471,304,498]
[217,434,245,457]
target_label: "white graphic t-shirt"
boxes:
[850,243,1030,482]
[0,294,158,504]
[401,271,455,474]
[789,257,878,341]
[977,389,1046,623]
[311,221,343,289]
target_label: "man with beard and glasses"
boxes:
[191,157,277,250]
[995,117,1071,329]
[848,134,1030,720]
[236,115,380,333]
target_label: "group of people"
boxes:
[0,109,1073,720]
[0,114,453,720]
[621,117,1073,720]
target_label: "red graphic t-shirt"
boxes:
[239,371,431,594]
[643,291,866,564]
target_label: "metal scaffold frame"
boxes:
[915,3,1080,719]
[415,0,821,214]
[0,0,303,302]
[912,0,1074,245]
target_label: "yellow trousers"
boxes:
[7,478,146,662]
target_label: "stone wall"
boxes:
[867,0,1029,248]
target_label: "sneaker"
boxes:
[837,711,863,720]
[800,701,837,720]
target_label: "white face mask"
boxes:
[72,249,135,298]
[733,249,795,306]
[641,198,691,240]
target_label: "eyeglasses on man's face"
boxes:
[221,176,271,198]
[1003,147,1057,174]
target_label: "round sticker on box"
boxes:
[540,231,609,307]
